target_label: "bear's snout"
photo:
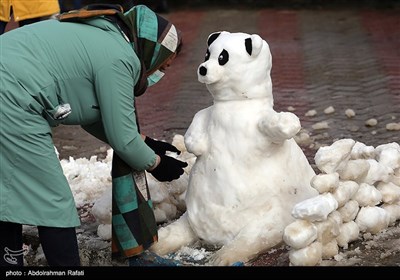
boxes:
[199,66,207,76]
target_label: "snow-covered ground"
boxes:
[22,132,400,266]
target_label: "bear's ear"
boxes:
[207,32,221,46]
[245,34,263,57]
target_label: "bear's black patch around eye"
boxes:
[218,49,229,65]
[204,49,210,61]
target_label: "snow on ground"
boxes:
[52,134,399,266]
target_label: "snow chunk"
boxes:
[338,200,360,223]
[292,193,338,222]
[365,118,378,127]
[355,206,390,234]
[332,180,359,208]
[345,109,356,118]
[311,173,339,194]
[283,220,318,249]
[376,182,400,204]
[353,183,382,207]
[336,221,360,249]
[350,142,375,160]
[315,139,355,174]
[289,242,322,266]
[324,106,335,114]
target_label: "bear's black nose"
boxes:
[199,66,207,76]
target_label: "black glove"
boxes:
[149,155,188,182]
[145,136,181,155]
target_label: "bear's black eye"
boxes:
[204,49,210,61]
[218,49,229,65]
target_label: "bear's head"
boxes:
[198,31,273,104]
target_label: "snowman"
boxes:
[150,31,318,265]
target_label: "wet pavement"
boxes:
[53,5,400,267]
[50,5,399,162]
[5,3,399,267]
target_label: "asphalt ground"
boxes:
[52,5,399,267]
[43,5,400,162]
[3,3,400,267]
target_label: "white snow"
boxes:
[58,135,400,266]
[345,109,356,118]
[53,30,400,267]
[283,138,400,265]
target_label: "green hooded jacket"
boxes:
[0,5,181,228]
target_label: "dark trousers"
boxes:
[0,221,81,266]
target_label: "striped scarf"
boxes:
[112,5,181,259]
[120,4,182,95]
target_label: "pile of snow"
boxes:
[283,139,400,266]
[61,149,113,209]
[60,136,400,266]
[60,134,195,241]
[146,135,196,223]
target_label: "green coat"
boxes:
[0,18,157,227]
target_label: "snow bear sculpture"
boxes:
[150,31,318,265]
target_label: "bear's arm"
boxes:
[184,107,211,156]
[258,111,301,143]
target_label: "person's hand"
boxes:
[149,155,188,182]
[145,136,181,155]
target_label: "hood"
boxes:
[58,4,182,95]
[119,5,182,91]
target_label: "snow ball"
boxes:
[336,221,360,249]
[350,142,375,160]
[154,202,178,224]
[311,173,339,194]
[289,242,322,266]
[381,204,400,225]
[332,180,359,208]
[365,118,378,127]
[345,109,356,118]
[352,183,382,207]
[362,159,393,185]
[97,224,112,241]
[314,217,340,244]
[311,172,339,194]
[355,206,390,234]
[376,182,400,204]
[314,139,355,174]
[324,106,335,114]
[337,200,360,223]
[91,188,112,225]
[328,211,343,226]
[321,240,339,259]
[312,121,329,130]
[305,109,317,117]
[294,131,312,146]
[292,193,338,222]
[337,159,370,182]
[376,146,400,171]
[386,122,400,131]
[283,220,318,249]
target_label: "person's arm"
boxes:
[94,59,157,171]
[93,58,187,181]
